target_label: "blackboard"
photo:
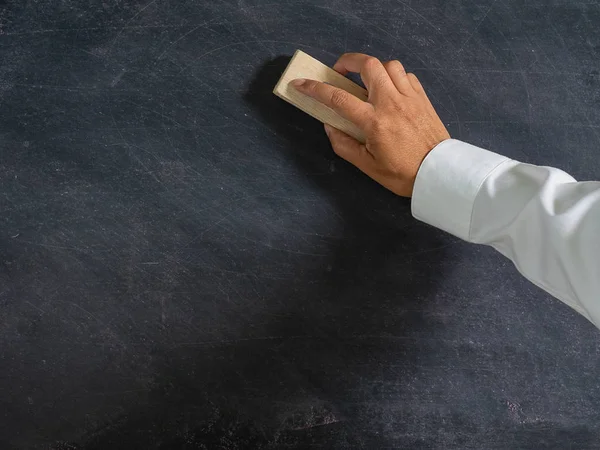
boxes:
[2,0,600,448]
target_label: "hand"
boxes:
[291,53,450,197]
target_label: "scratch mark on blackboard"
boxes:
[25,301,47,316]
[397,0,441,32]
[15,239,88,252]
[67,301,106,326]
[108,0,159,55]
[520,71,533,135]
[112,114,164,184]
[457,0,498,54]
[156,21,213,62]
[121,99,186,128]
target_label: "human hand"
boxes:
[291,53,450,197]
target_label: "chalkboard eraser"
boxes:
[273,50,367,143]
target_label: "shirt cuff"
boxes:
[411,139,511,241]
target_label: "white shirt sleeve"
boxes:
[411,139,600,327]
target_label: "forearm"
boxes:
[413,139,600,327]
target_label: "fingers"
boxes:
[332,53,396,99]
[406,72,436,113]
[332,53,375,76]
[324,124,373,170]
[291,79,373,127]
[407,73,425,94]
[382,60,413,95]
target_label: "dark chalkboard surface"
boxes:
[1,1,600,448]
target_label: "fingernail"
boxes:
[291,79,306,88]
[324,124,331,136]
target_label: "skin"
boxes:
[291,53,450,197]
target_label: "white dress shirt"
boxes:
[412,139,600,328]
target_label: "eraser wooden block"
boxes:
[273,50,367,143]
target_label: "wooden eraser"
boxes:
[273,50,367,143]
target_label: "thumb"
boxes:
[324,124,371,170]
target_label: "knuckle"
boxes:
[373,74,389,90]
[364,56,381,70]
[329,89,348,108]
[369,117,392,135]
[305,80,319,93]
[388,60,406,74]
[359,109,375,125]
